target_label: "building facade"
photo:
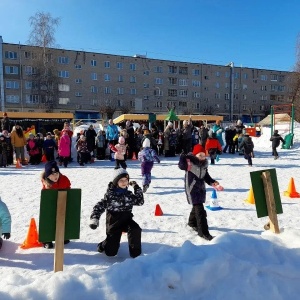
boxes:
[0,36,292,122]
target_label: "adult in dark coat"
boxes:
[85,125,97,156]
[125,121,135,159]
[270,130,285,159]
[1,113,10,132]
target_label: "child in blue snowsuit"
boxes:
[138,138,160,193]
[0,197,11,249]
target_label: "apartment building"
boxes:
[0,36,292,122]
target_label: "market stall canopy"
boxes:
[0,111,74,121]
[258,113,292,126]
[165,109,180,121]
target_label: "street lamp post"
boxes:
[228,62,234,121]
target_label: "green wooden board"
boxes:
[250,169,283,218]
[39,189,81,242]
[148,113,156,123]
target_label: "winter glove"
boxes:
[2,233,10,240]
[89,219,99,230]
[129,181,137,187]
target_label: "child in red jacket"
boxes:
[205,133,222,165]
[40,160,71,248]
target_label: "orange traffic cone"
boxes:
[245,187,255,204]
[284,177,300,198]
[20,218,43,249]
[155,204,163,216]
[16,159,22,169]
[132,152,137,160]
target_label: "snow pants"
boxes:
[101,211,142,258]
[188,203,210,237]
[141,161,154,186]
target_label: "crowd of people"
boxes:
[0,113,287,255]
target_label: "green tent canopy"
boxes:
[165,109,180,121]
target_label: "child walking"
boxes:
[178,144,220,241]
[41,160,71,248]
[239,134,254,166]
[0,196,11,249]
[270,130,285,159]
[138,138,160,193]
[110,136,127,169]
[89,168,144,258]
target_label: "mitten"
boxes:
[2,233,10,239]
[129,181,137,187]
[89,219,99,230]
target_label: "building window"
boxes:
[5,81,19,89]
[144,96,149,100]
[75,78,82,84]
[261,75,268,81]
[75,65,82,69]
[117,62,123,69]
[144,70,150,75]
[168,89,177,97]
[154,88,162,96]
[155,101,163,108]
[168,77,177,85]
[5,66,18,74]
[104,61,110,68]
[204,75,209,80]
[104,74,110,81]
[225,72,230,78]
[58,71,69,78]
[193,92,201,98]
[91,73,97,80]
[6,95,20,103]
[5,51,17,59]
[225,83,229,89]
[261,85,267,91]
[91,86,98,93]
[215,82,220,88]
[26,94,39,104]
[58,84,70,92]
[144,83,149,88]
[75,92,82,97]
[234,83,239,90]
[118,75,124,82]
[260,95,267,100]
[243,84,248,90]
[130,100,135,108]
[117,87,124,95]
[179,67,188,75]
[169,66,177,74]
[216,71,220,77]
[192,69,200,76]
[243,94,247,100]
[130,88,137,95]
[215,93,220,99]
[59,98,70,105]
[179,79,188,86]
[25,81,32,89]
[58,56,69,64]
[243,73,248,79]
[130,63,136,71]
[154,66,163,73]
[130,76,136,83]
[234,72,239,79]
[104,87,111,94]
[179,101,187,107]
[91,60,97,67]
[179,90,188,97]
[225,93,230,100]
[155,78,163,84]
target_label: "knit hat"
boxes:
[168,121,173,127]
[142,138,151,148]
[192,144,205,155]
[44,161,59,178]
[112,168,129,186]
[118,136,125,144]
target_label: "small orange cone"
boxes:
[284,177,300,198]
[155,204,163,216]
[16,159,22,169]
[245,187,255,204]
[20,218,43,249]
[132,152,137,160]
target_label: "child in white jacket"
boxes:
[0,197,11,249]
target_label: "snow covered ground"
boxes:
[0,125,300,300]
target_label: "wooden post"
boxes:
[54,191,67,272]
[261,171,280,234]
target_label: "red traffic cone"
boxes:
[284,177,300,198]
[20,218,43,249]
[155,204,163,216]
[132,152,137,160]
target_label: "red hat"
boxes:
[192,144,205,155]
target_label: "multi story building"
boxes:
[0,36,292,122]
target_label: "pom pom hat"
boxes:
[44,161,59,178]
[192,144,205,155]
[112,168,129,186]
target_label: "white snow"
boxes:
[0,124,300,300]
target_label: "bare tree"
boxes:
[98,98,118,120]
[27,12,61,112]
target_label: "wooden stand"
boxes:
[54,191,67,272]
[261,171,280,234]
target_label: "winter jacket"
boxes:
[90,182,144,221]
[181,123,193,140]
[212,124,224,146]
[76,139,89,153]
[58,134,71,157]
[205,137,222,155]
[110,143,127,160]
[270,133,285,148]
[26,139,39,156]
[239,136,254,154]
[106,124,119,141]
[43,138,57,154]
[0,198,11,236]
[10,130,26,148]
[41,172,71,190]
[85,128,97,151]
[138,147,160,163]
[1,117,10,132]
[178,154,215,205]
[96,133,106,148]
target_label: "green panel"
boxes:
[39,189,82,242]
[148,113,156,123]
[282,133,294,149]
[250,169,283,218]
